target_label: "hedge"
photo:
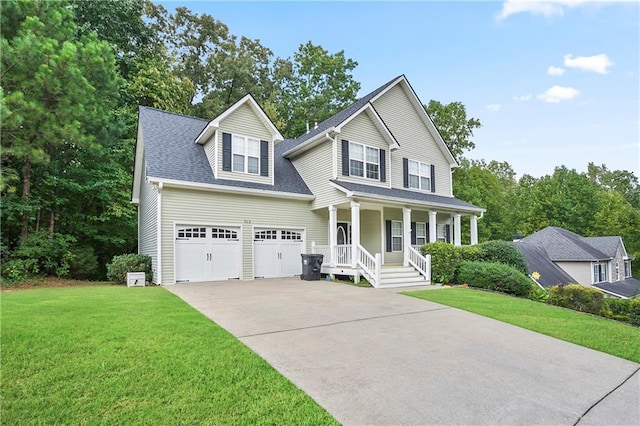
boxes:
[476,240,529,275]
[456,260,532,297]
[547,284,611,317]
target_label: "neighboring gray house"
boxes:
[516,227,638,299]
[131,75,485,287]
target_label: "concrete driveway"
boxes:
[167,278,639,425]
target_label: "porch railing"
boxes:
[357,244,381,288]
[408,245,430,282]
[311,243,352,266]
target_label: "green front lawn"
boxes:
[1,286,337,425]
[405,288,640,363]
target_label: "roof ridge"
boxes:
[139,105,209,122]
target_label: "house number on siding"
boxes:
[244,220,252,224]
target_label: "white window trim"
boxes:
[391,220,403,252]
[415,222,427,246]
[349,141,380,181]
[436,224,447,243]
[408,159,431,191]
[593,262,608,284]
[232,134,260,175]
[624,260,632,278]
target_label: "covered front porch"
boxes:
[310,200,482,288]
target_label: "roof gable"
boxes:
[195,94,283,145]
[521,227,610,261]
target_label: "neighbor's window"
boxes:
[391,220,403,251]
[415,222,427,246]
[624,261,632,278]
[408,160,431,190]
[350,142,379,180]
[593,263,607,283]
[232,134,260,174]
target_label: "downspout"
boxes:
[156,182,163,285]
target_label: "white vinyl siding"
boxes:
[291,141,346,209]
[372,83,453,196]
[360,210,382,257]
[203,134,217,178]
[217,103,273,185]
[159,187,325,284]
[138,172,158,282]
[337,112,390,188]
[555,262,593,287]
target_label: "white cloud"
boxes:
[547,66,565,76]
[537,85,580,103]
[495,0,599,20]
[513,94,532,101]
[486,103,501,112]
[563,54,614,74]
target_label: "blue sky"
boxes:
[161,1,639,178]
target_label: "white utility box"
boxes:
[127,272,146,287]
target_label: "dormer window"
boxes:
[232,135,260,174]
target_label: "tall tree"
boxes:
[424,100,481,162]
[275,42,360,138]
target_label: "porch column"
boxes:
[470,215,478,246]
[328,205,337,266]
[403,207,411,266]
[454,213,462,247]
[428,211,437,243]
[351,201,361,268]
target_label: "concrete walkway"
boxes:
[167,278,640,425]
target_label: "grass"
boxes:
[1,286,337,425]
[404,288,640,363]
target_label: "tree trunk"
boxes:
[20,158,31,243]
[49,210,55,239]
[35,209,41,233]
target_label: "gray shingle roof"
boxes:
[520,227,610,261]
[289,75,402,146]
[515,242,577,287]
[584,236,622,258]
[594,278,640,299]
[138,106,312,195]
[330,180,484,212]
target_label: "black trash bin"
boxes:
[300,254,324,281]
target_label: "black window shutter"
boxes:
[222,133,232,171]
[430,164,436,193]
[379,149,386,182]
[445,224,451,243]
[260,140,268,176]
[426,223,430,242]
[385,220,392,252]
[403,158,409,188]
[341,140,350,176]
[411,222,416,245]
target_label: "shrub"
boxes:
[458,245,483,262]
[606,298,631,322]
[529,284,549,303]
[1,232,75,281]
[421,242,459,284]
[548,284,611,317]
[456,261,532,297]
[630,298,640,326]
[106,254,153,284]
[476,240,529,275]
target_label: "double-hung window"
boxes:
[391,220,403,251]
[624,261,632,278]
[436,224,447,242]
[593,263,607,283]
[415,222,427,246]
[408,160,431,190]
[350,142,379,180]
[232,135,260,174]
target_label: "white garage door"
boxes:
[175,226,241,282]
[254,228,304,278]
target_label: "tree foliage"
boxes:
[424,100,481,162]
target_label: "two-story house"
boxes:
[132,75,485,287]
[516,226,638,299]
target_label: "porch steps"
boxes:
[378,266,428,288]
